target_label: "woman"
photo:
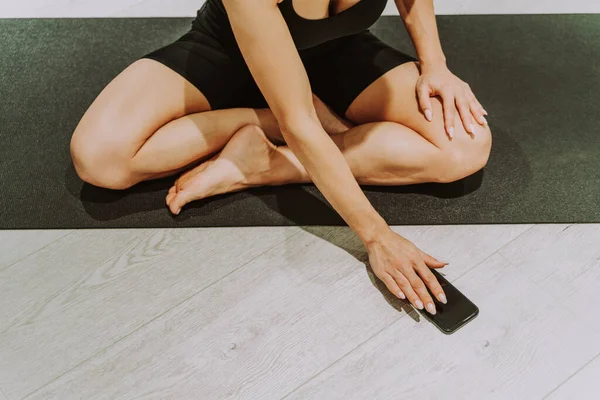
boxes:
[70,0,492,315]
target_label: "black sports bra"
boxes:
[193,0,388,50]
[277,0,388,49]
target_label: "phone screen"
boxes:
[422,268,479,334]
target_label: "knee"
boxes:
[70,128,135,190]
[437,124,493,183]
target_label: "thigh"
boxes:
[345,60,492,155]
[73,29,265,158]
[304,30,417,120]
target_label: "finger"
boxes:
[471,101,488,126]
[416,263,447,305]
[469,91,489,116]
[456,93,476,135]
[405,268,437,315]
[420,250,449,269]
[440,88,456,138]
[391,269,422,310]
[380,273,406,300]
[466,90,488,126]
[417,84,433,122]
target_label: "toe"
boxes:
[169,190,193,215]
[166,192,175,207]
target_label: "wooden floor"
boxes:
[0,224,598,399]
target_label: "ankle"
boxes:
[269,147,311,185]
[255,108,284,143]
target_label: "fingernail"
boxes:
[483,109,488,115]
[427,303,436,314]
[425,109,432,121]
[448,127,454,138]
[482,116,488,125]
[415,300,424,310]
[470,123,476,134]
[398,290,406,300]
[439,293,447,304]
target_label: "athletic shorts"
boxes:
[140,26,417,118]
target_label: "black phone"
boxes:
[419,268,479,334]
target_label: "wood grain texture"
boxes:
[0,227,299,400]
[286,248,600,400]
[21,224,531,400]
[497,224,600,399]
[498,224,600,334]
[545,353,600,400]
[0,230,72,271]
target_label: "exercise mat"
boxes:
[0,15,598,228]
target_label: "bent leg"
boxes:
[165,121,467,214]
[70,59,352,190]
[345,61,493,180]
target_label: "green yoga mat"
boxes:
[0,15,598,229]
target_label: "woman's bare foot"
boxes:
[166,124,292,215]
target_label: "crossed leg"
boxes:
[165,62,492,214]
[70,59,492,215]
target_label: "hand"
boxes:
[416,63,488,138]
[367,229,448,314]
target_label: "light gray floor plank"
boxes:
[544,352,600,400]
[21,224,531,400]
[0,230,73,272]
[286,246,600,400]
[0,227,299,400]
[498,224,600,333]
[497,224,600,399]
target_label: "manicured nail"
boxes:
[427,303,436,314]
[398,290,406,299]
[483,109,488,115]
[470,123,476,134]
[425,109,433,121]
[448,127,454,138]
[439,293,447,304]
[482,116,488,125]
[415,300,424,310]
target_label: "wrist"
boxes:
[355,213,392,248]
[419,55,447,72]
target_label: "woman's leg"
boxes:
[130,96,352,182]
[165,62,492,214]
[71,58,235,189]
[70,59,352,190]
[165,118,459,214]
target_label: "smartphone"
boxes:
[419,268,479,334]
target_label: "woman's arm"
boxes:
[394,0,488,136]
[394,0,446,69]
[222,0,389,245]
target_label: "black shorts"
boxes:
[140,27,417,118]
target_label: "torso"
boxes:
[194,0,387,51]
[277,0,364,20]
[277,0,387,49]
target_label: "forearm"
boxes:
[395,0,446,69]
[280,118,390,246]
